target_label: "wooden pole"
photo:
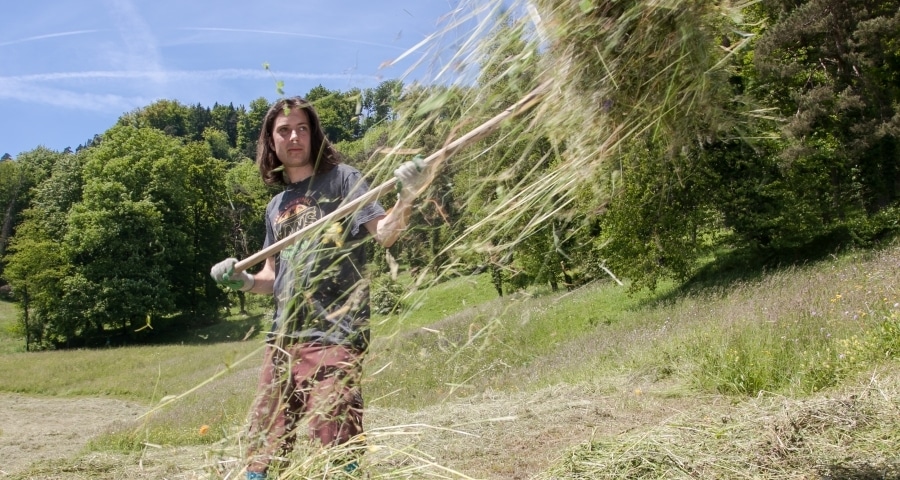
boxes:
[234,80,551,273]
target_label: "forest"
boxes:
[0,0,897,350]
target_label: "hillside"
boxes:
[0,242,898,478]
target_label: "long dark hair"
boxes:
[256,97,342,186]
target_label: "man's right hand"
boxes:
[210,258,255,292]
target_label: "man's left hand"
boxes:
[394,156,434,202]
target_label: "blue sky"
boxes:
[0,0,470,157]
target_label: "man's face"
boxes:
[272,106,312,169]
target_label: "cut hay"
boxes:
[536,369,900,479]
[330,0,759,293]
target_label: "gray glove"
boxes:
[210,257,255,292]
[394,156,434,202]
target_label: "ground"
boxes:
[0,379,696,479]
[0,394,145,477]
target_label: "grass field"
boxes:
[1,242,899,478]
[0,299,23,355]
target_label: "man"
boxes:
[210,96,432,479]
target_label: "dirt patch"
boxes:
[367,380,699,479]
[0,380,698,479]
[0,394,145,476]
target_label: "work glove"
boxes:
[210,257,255,292]
[394,156,434,202]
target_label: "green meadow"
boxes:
[1,242,899,478]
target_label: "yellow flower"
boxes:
[198,425,210,436]
[322,223,344,247]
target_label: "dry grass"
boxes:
[537,367,900,479]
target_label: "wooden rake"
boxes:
[234,80,551,273]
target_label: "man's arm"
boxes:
[365,198,413,249]
[244,257,276,295]
[364,157,433,248]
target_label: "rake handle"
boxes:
[234,80,551,273]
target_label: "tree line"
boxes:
[0,0,897,349]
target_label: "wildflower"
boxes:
[322,223,344,247]
[199,425,210,436]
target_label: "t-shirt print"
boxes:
[274,195,321,241]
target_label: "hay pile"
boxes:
[537,370,900,479]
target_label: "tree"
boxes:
[237,97,270,159]
[4,151,87,348]
[0,148,65,268]
[747,0,900,243]
[203,127,233,161]
[210,102,240,147]
[118,99,191,138]
[600,139,721,291]
[6,126,229,347]
[307,85,357,143]
[359,80,403,133]
[221,160,271,313]
[188,103,213,142]
[449,17,556,294]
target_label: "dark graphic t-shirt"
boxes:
[264,164,385,349]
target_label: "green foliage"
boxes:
[307,85,359,143]
[0,148,67,262]
[745,0,900,245]
[4,126,229,347]
[600,140,721,291]
[236,97,270,158]
[359,79,403,131]
[2,151,83,349]
[222,159,271,262]
[0,299,23,354]
[118,99,191,138]
[202,127,232,161]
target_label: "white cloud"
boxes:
[103,0,164,73]
[0,77,147,112]
[0,69,381,111]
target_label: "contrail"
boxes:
[105,0,164,75]
[0,30,100,47]
[183,27,407,51]
[2,69,381,83]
